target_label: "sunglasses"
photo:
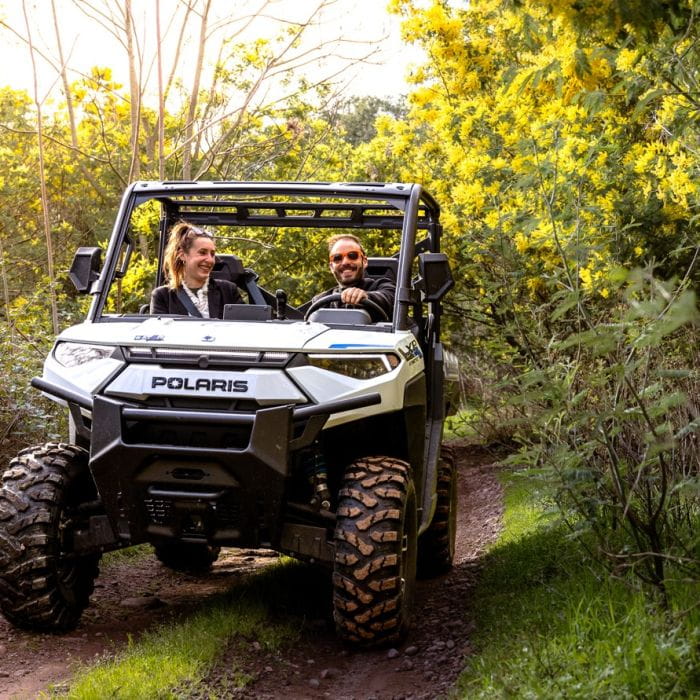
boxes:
[176,224,213,240]
[330,250,363,264]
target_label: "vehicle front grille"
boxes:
[124,347,296,369]
[144,490,241,533]
[145,497,173,524]
[124,420,251,449]
[138,396,262,411]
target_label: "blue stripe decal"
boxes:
[328,343,393,349]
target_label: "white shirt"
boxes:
[183,284,210,318]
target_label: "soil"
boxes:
[0,441,504,700]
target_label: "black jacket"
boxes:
[313,275,395,322]
[150,278,244,318]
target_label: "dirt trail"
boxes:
[0,442,503,700]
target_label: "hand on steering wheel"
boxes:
[304,292,389,322]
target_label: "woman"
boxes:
[150,221,243,317]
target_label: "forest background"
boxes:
[0,0,698,622]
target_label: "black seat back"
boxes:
[213,254,269,306]
[212,254,245,283]
[366,256,398,281]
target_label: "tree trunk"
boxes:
[50,0,110,204]
[156,0,165,179]
[0,235,12,343]
[182,0,211,179]
[125,0,141,184]
[23,0,59,335]
[123,0,150,256]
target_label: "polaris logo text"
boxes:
[151,376,249,392]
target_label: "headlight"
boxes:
[54,342,116,368]
[308,354,399,380]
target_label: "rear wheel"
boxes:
[418,444,457,578]
[0,443,101,631]
[333,456,417,647]
[153,542,220,573]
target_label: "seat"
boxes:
[212,254,268,305]
[211,254,245,283]
[366,256,398,281]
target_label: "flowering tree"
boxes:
[382,0,698,302]
[378,0,700,596]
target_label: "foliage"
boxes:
[385,0,700,308]
[499,271,700,598]
[383,0,700,593]
[0,324,62,460]
[331,95,408,146]
[0,9,361,464]
[1,0,699,602]
[456,471,700,698]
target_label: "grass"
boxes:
[102,543,153,565]
[45,558,316,699]
[41,468,699,698]
[444,407,478,440]
[454,472,700,698]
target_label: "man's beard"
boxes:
[335,267,362,286]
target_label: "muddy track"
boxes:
[0,442,503,700]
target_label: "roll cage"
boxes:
[83,181,446,335]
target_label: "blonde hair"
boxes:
[163,221,214,289]
[327,233,365,255]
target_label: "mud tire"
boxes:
[0,443,101,631]
[333,456,417,647]
[153,542,221,573]
[417,444,457,578]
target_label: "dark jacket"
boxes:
[150,278,244,318]
[312,275,395,322]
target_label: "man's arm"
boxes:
[338,276,395,319]
[365,276,395,319]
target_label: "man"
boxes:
[313,234,395,322]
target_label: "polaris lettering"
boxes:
[151,376,249,392]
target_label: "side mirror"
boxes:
[69,247,102,293]
[418,252,454,302]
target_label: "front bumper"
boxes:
[90,395,294,547]
[33,377,380,548]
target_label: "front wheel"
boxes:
[333,456,417,647]
[0,443,101,631]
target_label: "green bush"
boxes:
[457,472,700,699]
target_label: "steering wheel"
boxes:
[304,293,389,322]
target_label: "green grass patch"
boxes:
[48,558,311,699]
[455,471,700,699]
[102,543,152,565]
[444,407,478,440]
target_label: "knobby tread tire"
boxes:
[333,456,417,647]
[417,444,457,578]
[153,542,221,573]
[0,443,101,631]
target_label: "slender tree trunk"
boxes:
[182,0,211,179]
[123,0,150,256]
[0,235,12,343]
[51,0,110,203]
[125,0,141,184]
[163,0,195,105]
[193,37,225,163]
[156,0,165,180]
[23,0,59,335]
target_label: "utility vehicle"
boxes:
[0,181,458,646]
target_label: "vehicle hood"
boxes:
[58,318,402,352]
